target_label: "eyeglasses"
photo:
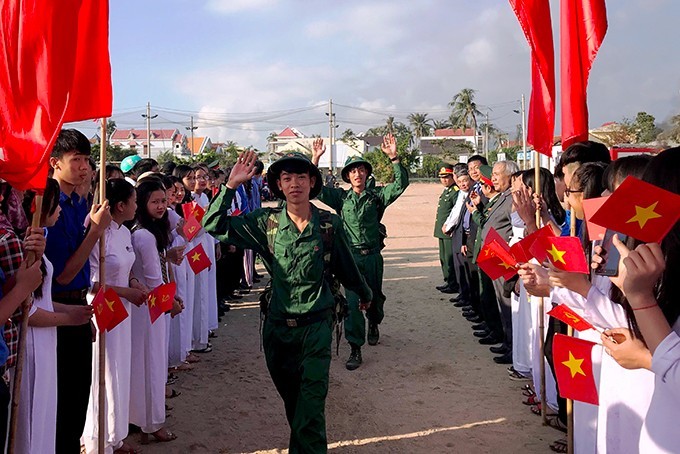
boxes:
[564,188,583,197]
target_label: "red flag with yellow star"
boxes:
[590,176,680,243]
[182,215,201,241]
[553,334,599,405]
[478,240,519,280]
[186,243,212,275]
[182,201,205,223]
[530,235,589,274]
[92,287,128,332]
[148,282,176,324]
[510,224,555,263]
[548,304,595,331]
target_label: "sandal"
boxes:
[140,428,177,445]
[169,362,193,372]
[185,353,201,363]
[523,395,540,406]
[550,438,568,453]
[522,388,536,397]
[114,442,141,454]
[530,403,542,415]
[191,345,213,354]
[546,415,568,433]
[165,388,181,399]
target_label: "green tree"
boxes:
[362,122,418,182]
[156,150,175,165]
[407,112,432,138]
[631,111,661,143]
[340,128,357,143]
[432,119,452,130]
[448,88,482,134]
[91,144,133,163]
[658,114,680,143]
[417,155,442,178]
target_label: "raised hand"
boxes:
[90,201,112,234]
[380,133,398,160]
[601,328,652,370]
[311,137,326,165]
[227,150,258,189]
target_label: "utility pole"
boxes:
[141,102,157,158]
[326,99,336,173]
[484,111,489,161]
[186,116,198,155]
[521,94,527,170]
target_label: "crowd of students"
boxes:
[0,128,266,453]
[437,144,680,452]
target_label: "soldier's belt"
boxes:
[269,308,333,328]
[353,246,381,256]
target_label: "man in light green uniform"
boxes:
[433,164,460,294]
[203,150,371,454]
[311,134,409,370]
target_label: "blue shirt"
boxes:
[561,209,584,237]
[45,191,90,292]
[0,269,9,366]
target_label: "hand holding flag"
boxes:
[531,235,589,274]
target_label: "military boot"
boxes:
[367,322,380,346]
[345,344,362,370]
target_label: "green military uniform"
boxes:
[317,158,409,347]
[204,186,372,454]
[433,166,459,289]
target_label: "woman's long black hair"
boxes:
[133,179,170,253]
[611,148,680,338]
[522,167,566,227]
[172,165,195,213]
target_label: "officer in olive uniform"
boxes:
[311,134,409,370]
[203,150,372,454]
[433,165,460,294]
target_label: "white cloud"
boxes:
[205,0,278,14]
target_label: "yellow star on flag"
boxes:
[191,252,201,262]
[96,303,103,315]
[105,298,115,312]
[626,201,662,229]
[149,295,156,307]
[499,260,514,270]
[562,351,586,378]
[547,244,567,264]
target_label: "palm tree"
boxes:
[448,88,482,137]
[407,112,432,139]
[386,116,395,134]
[432,118,452,130]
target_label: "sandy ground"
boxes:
[137,182,557,454]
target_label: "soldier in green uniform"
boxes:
[203,150,372,454]
[433,165,460,294]
[311,134,409,370]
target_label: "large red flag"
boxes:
[0,0,112,190]
[560,0,607,148]
[509,0,555,156]
[553,334,599,405]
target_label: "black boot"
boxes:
[367,322,380,346]
[346,344,362,370]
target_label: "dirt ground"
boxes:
[138,182,557,454]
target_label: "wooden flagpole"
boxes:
[98,118,108,454]
[534,153,549,427]
[566,207,576,454]
[7,196,42,453]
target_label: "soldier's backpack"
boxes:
[258,208,349,354]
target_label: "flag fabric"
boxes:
[509,0,555,156]
[548,304,596,331]
[478,240,519,280]
[553,334,599,405]
[590,176,680,243]
[186,243,212,275]
[182,201,205,223]
[182,215,201,242]
[560,0,608,148]
[92,287,128,331]
[582,196,609,241]
[531,235,589,273]
[231,209,242,217]
[148,282,176,324]
[510,224,555,263]
[0,0,112,190]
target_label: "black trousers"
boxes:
[464,234,481,313]
[0,378,9,453]
[54,295,92,454]
[545,317,568,425]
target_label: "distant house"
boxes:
[266,127,363,169]
[110,128,188,158]
[419,128,481,157]
[187,136,213,155]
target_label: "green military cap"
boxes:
[266,151,322,200]
[478,164,494,187]
[341,155,373,183]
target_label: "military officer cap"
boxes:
[438,165,454,177]
[266,151,322,200]
[478,164,494,187]
[341,155,373,183]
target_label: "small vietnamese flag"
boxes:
[186,243,212,275]
[553,334,599,405]
[531,235,589,274]
[182,201,205,223]
[148,282,176,324]
[478,240,518,280]
[510,224,555,263]
[231,209,242,217]
[212,186,220,198]
[590,176,680,243]
[582,196,609,241]
[548,304,595,331]
[182,215,201,241]
[92,287,128,332]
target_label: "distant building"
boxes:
[110,128,188,158]
[419,128,481,156]
[266,127,363,169]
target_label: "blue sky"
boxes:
[70,0,680,150]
